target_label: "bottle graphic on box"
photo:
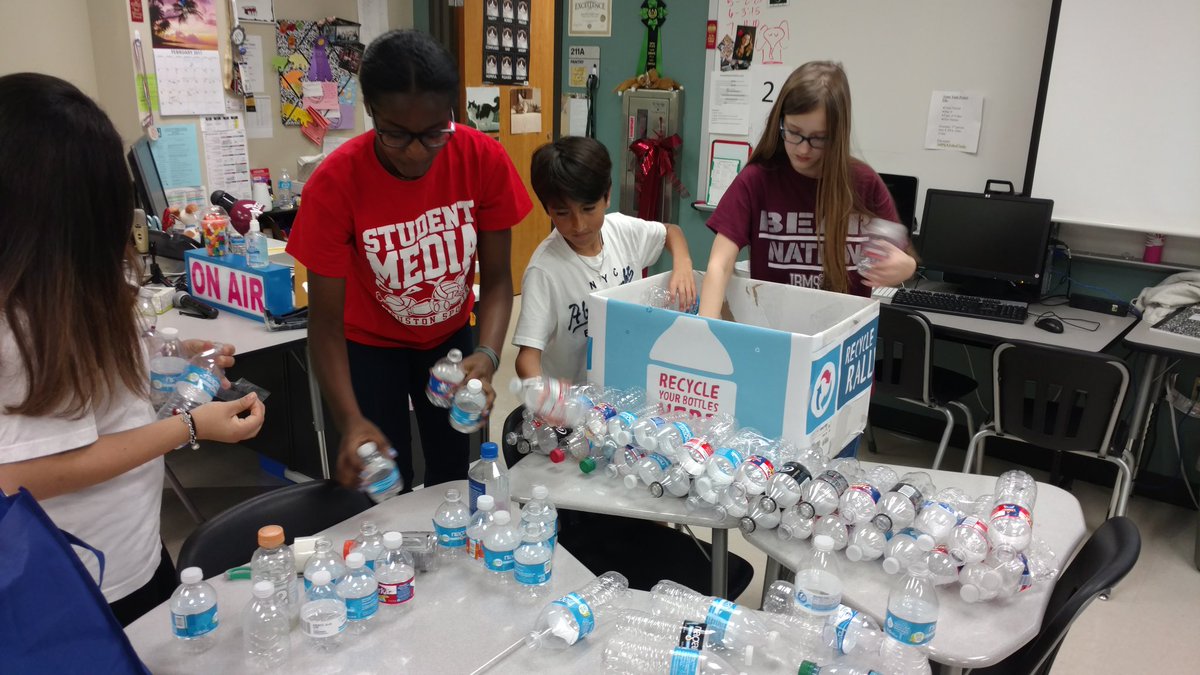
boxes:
[645,316,737,420]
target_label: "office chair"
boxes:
[176,479,374,575]
[501,406,755,599]
[966,516,1141,675]
[963,342,1134,519]
[873,305,979,469]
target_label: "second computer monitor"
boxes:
[916,189,1054,296]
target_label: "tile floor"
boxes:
[160,295,1200,672]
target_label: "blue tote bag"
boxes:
[0,488,150,673]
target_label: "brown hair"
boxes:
[530,136,613,208]
[748,61,874,294]
[0,73,145,417]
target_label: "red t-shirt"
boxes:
[707,160,899,297]
[287,126,532,349]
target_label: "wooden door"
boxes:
[456,0,554,294]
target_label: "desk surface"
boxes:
[157,308,305,356]
[1123,317,1200,357]
[743,462,1087,669]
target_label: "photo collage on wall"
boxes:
[483,0,530,85]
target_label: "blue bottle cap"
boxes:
[481,442,499,459]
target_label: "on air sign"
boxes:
[184,249,294,321]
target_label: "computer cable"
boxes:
[585,67,598,139]
[1030,309,1100,332]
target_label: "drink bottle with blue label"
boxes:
[527,571,630,649]
[433,487,471,561]
[356,442,403,503]
[337,552,378,635]
[601,637,741,674]
[169,567,218,654]
[648,580,779,658]
[482,510,519,587]
[882,561,938,674]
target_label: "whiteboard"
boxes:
[699,0,1053,220]
[1030,0,1200,237]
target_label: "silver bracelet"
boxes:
[474,345,500,371]
[179,410,200,450]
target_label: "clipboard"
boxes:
[705,140,752,207]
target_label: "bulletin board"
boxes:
[275,19,361,127]
[697,0,1054,214]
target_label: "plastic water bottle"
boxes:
[468,441,509,512]
[448,378,486,433]
[813,515,850,551]
[882,528,925,575]
[925,546,961,586]
[822,605,885,662]
[510,377,593,428]
[277,169,294,208]
[559,426,592,463]
[465,495,496,564]
[426,348,465,408]
[250,525,298,619]
[303,537,347,590]
[845,523,889,562]
[650,464,693,498]
[702,441,746,487]
[739,497,782,534]
[797,459,862,519]
[649,580,779,656]
[375,531,416,613]
[577,435,613,475]
[759,447,826,513]
[227,218,246,257]
[601,638,741,674]
[857,219,910,274]
[156,379,213,419]
[912,488,967,550]
[642,285,700,314]
[778,506,815,541]
[351,520,385,572]
[631,411,672,451]
[149,327,186,408]
[606,445,646,481]
[872,472,935,534]
[882,562,938,675]
[796,662,880,675]
[948,514,992,566]
[169,567,218,653]
[522,485,558,548]
[613,610,747,663]
[679,414,738,476]
[482,510,519,586]
[156,346,225,418]
[627,451,674,490]
[432,488,471,561]
[839,465,899,525]
[608,403,660,446]
[300,570,346,652]
[527,571,631,648]
[245,214,269,269]
[794,535,844,620]
[244,580,290,668]
[514,518,554,602]
[337,552,378,635]
[988,470,1038,561]
[651,412,700,459]
[356,442,403,503]
[583,388,641,439]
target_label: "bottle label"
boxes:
[593,402,618,420]
[183,364,220,397]
[796,584,840,614]
[483,546,514,573]
[831,605,858,654]
[450,403,482,427]
[817,470,850,495]
[469,479,485,513]
[434,523,467,548]
[648,453,672,471]
[896,483,924,508]
[896,527,920,542]
[427,374,455,401]
[301,607,346,638]
[150,371,181,394]
[885,611,936,646]
[672,422,694,442]
[960,515,989,536]
[345,593,378,621]
[683,438,714,462]
[550,592,595,642]
[714,447,743,468]
[778,461,814,484]
[379,578,414,604]
[648,416,666,429]
[990,503,1033,528]
[668,646,702,675]
[367,466,400,497]
[515,559,552,586]
[1019,555,1034,592]
[466,535,483,560]
[747,455,775,481]
[617,411,637,427]
[923,500,957,518]
[704,598,737,645]
[171,605,218,638]
[849,483,882,504]
[677,621,709,651]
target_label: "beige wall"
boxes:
[0,0,100,98]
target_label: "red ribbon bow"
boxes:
[630,133,687,221]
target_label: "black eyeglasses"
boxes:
[374,110,456,150]
[779,123,829,150]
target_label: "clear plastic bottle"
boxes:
[703,442,746,487]
[155,379,213,419]
[948,514,991,566]
[857,219,910,274]
[277,169,294,208]
[813,515,850,551]
[157,346,225,418]
[449,378,487,433]
[797,661,880,675]
[988,470,1038,561]
[822,605,885,662]
[426,348,465,408]
[249,525,298,619]
[651,412,700,459]
[465,495,496,564]
[303,537,347,590]
[627,451,674,490]
[912,487,967,550]
[149,327,187,408]
[794,535,844,620]
[351,520,385,572]
[608,403,661,446]
[882,562,938,675]
[778,506,815,541]
[759,447,826,513]
[839,465,899,525]
[300,569,345,652]
[642,285,700,314]
[925,546,961,586]
[522,485,558,548]
[601,638,740,674]
[845,523,889,562]
[797,459,860,519]
[169,567,218,654]
[739,497,782,534]
[583,388,642,439]
[631,411,672,451]
[514,518,554,602]
[482,509,519,586]
[375,531,415,613]
[649,580,779,656]
[432,487,471,561]
[679,414,738,476]
[227,217,246,258]
[606,445,646,481]
[245,214,269,269]
[243,580,290,668]
[882,527,925,575]
[650,464,693,498]
[356,442,404,503]
[509,376,593,428]
[527,571,631,648]
[337,552,378,635]
[872,472,935,534]
[468,442,509,513]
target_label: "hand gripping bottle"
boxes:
[911,487,968,551]
[857,218,911,274]
[602,637,743,674]
[839,465,899,525]
[871,472,935,534]
[777,505,816,542]
[157,345,226,418]
[649,580,779,657]
[303,537,347,590]
[881,562,938,675]
[375,531,416,613]
[449,378,487,433]
[759,444,827,513]
[482,510,520,586]
[465,495,496,565]
[882,527,925,575]
[845,523,889,562]
[796,458,862,519]
[432,487,471,561]
[426,348,465,408]
[813,515,850,551]
[679,413,738,476]
[357,442,404,503]
[527,571,631,648]
[988,470,1038,562]
[300,570,346,652]
[170,567,219,653]
[650,464,693,498]
[337,552,378,635]
[149,327,187,408]
[351,520,384,571]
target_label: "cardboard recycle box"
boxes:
[587,272,879,459]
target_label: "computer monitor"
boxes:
[916,189,1054,298]
[879,173,919,231]
[127,137,169,219]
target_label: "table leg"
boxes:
[305,345,331,480]
[711,528,729,599]
[1128,352,1163,478]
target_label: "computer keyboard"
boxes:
[890,288,1029,324]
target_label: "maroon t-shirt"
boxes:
[707,160,899,297]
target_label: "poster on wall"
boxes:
[482,0,530,85]
[509,87,542,135]
[465,87,501,133]
[569,0,612,37]
[149,0,219,50]
[148,0,224,115]
[276,19,359,127]
[237,0,275,23]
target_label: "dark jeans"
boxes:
[346,325,474,489]
[109,542,176,628]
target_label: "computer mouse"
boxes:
[1034,316,1064,334]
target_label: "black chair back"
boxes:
[973,516,1141,675]
[176,480,375,576]
[875,305,933,404]
[993,342,1128,455]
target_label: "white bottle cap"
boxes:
[614,429,633,446]
[916,532,936,551]
[252,580,275,598]
[383,531,403,549]
[508,377,524,394]
[356,442,378,459]
[159,327,179,338]
[881,556,901,575]
[467,378,483,393]
[346,552,365,568]
[813,535,835,552]
[249,216,261,233]
[447,348,462,362]
[532,485,549,500]
[180,567,202,585]
[446,488,461,501]
[981,569,1003,591]
[477,495,495,511]
[960,583,982,603]
[494,510,512,525]
[310,570,332,586]
[844,544,863,562]
[623,474,639,490]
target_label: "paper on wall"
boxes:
[149,124,202,189]
[155,49,225,116]
[925,90,984,154]
[245,97,274,139]
[708,71,751,136]
[241,35,266,93]
[201,114,253,199]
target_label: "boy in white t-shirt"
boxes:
[514,136,696,383]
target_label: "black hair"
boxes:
[360,30,460,107]
[529,136,613,207]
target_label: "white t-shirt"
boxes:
[514,212,667,383]
[0,322,163,602]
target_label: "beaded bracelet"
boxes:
[179,410,200,450]
[474,345,500,371]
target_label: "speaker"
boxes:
[1068,293,1130,317]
